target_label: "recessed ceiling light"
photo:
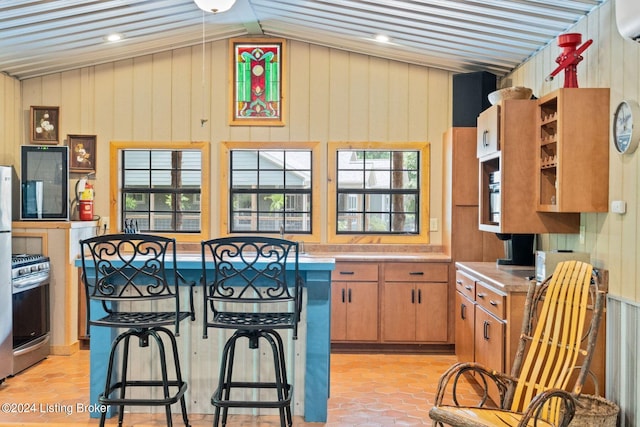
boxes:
[374,34,390,43]
[104,33,124,42]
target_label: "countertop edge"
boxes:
[455,261,535,293]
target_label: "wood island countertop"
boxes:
[455,261,536,293]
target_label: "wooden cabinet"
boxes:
[382,262,449,343]
[330,260,451,347]
[476,105,500,158]
[536,88,609,212]
[476,100,579,234]
[331,262,379,342]
[454,272,475,363]
[443,127,503,262]
[455,262,606,402]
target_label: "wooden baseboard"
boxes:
[50,341,79,355]
[331,342,454,354]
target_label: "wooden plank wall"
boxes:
[14,40,452,247]
[506,0,640,302]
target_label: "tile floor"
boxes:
[0,350,481,426]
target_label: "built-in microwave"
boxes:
[20,145,69,220]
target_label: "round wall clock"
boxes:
[613,100,640,154]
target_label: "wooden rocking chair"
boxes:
[429,260,605,427]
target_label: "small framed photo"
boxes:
[229,38,286,126]
[30,106,60,144]
[68,134,96,174]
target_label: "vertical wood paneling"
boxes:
[171,47,193,141]
[289,41,311,141]
[0,73,21,165]
[328,49,349,141]
[388,61,409,141]
[504,0,640,302]
[113,60,134,140]
[18,39,452,248]
[348,54,370,140]
[152,52,173,141]
[132,56,154,141]
[368,56,389,141]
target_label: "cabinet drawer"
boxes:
[332,262,378,281]
[455,270,475,300]
[384,262,448,282]
[475,282,505,319]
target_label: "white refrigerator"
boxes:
[0,165,13,382]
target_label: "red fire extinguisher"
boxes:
[79,182,94,221]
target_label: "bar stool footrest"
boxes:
[101,380,188,406]
[212,381,292,409]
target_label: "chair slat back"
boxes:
[509,260,594,419]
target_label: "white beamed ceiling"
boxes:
[0,0,604,80]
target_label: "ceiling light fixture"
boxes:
[104,33,123,42]
[194,0,236,13]
[374,34,390,43]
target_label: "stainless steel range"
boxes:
[11,254,51,374]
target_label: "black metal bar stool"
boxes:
[201,237,302,427]
[80,233,195,427]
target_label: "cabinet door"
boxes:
[474,306,505,404]
[331,282,348,341]
[455,291,475,363]
[415,282,448,342]
[477,104,500,158]
[382,282,416,342]
[345,281,379,341]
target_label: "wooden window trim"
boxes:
[327,141,430,244]
[220,141,321,242]
[109,141,210,243]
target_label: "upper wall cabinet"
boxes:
[477,99,580,234]
[477,105,500,158]
[537,88,610,212]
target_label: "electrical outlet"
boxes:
[100,216,110,231]
[430,218,439,231]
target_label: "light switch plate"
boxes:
[611,200,626,214]
[430,218,438,231]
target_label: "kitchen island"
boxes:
[77,253,335,422]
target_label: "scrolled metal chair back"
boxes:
[202,237,298,303]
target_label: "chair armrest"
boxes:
[518,389,576,427]
[434,362,516,409]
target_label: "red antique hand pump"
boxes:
[545,33,592,88]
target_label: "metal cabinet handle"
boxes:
[482,130,489,148]
[456,279,463,284]
[341,288,345,303]
[409,271,424,276]
[461,303,466,320]
[411,289,415,304]
[465,285,472,291]
[348,288,352,303]
[483,320,490,340]
[339,271,355,275]
[477,292,486,299]
[489,300,498,307]
[418,289,422,304]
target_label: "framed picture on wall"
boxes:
[229,38,286,126]
[30,106,60,144]
[67,134,96,174]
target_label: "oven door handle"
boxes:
[12,275,49,293]
[13,334,50,357]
